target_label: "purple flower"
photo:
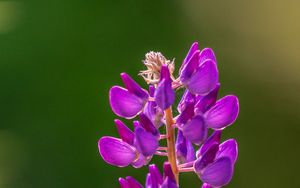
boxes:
[194,137,238,187]
[176,86,239,145]
[179,44,219,95]
[143,85,164,128]
[119,176,143,188]
[109,73,149,119]
[98,118,159,168]
[118,163,178,188]
[154,65,175,110]
[98,42,240,188]
[175,130,195,164]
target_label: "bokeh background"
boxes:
[0,0,299,187]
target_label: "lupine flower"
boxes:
[143,85,164,128]
[194,132,238,187]
[119,176,144,188]
[98,42,240,188]
[175,130,195,164]
[98,118,159,168]
[119,163,178,188]
[109,73,149,119]
[179,47,219,95]
[176,84,239,145]
[154,64,175,110]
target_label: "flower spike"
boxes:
[98,42,240,188]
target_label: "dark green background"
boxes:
[0,0,299,187]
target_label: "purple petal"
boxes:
[109,86,146,119]
[119,177,129,188]
[179,42,199,74]
[115,119,134,145]
[180,50,200,83]
[182,115,207,145]
[216,139,238,164]
[144,86,164,128]
[184,59,219,95]
[194,142,219,172]
[134,127,159,157]
[197,130,222,158]
[205,95,239,129]
[145,173,153,188]
[176,99,195,126]
[199,48,217,65]
[133,120,140,128]
[98,136,137,167]
[177,89,195,113]
[200,157,233,187]
[143,101,163,129]
[195,84,220,114]
[126,176,144,188]
[176,130,195,164]
[154,65,175,110]
[161,177,178,188]
[149,164,163,185]
[163,162,176,182]
[139,113,159,136]
[131,154,149,168]
[201,183,213,188]
[121,73,149,99]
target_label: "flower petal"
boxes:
[163,162,176,182]
[134,127,159,157]
[131,154,149,168]
[126,176,144,188]
[195,84,220,114]
[149,164,163,185]
[145,173,154,188]
[200,157,233,187]
[177,89,195,113]
[154,65,175,110]
[176,130,195,164]
[179,42,199,74]
[199,48,216,65]
[114,119,134,145]
[109,86,146,119]
[144,86,163,128]
[182,115,207,145]
[139,113,159,136]
[185,59,219,95]
[98,136,137,167]
[197,130,222,158]
[121,73,149,99]
[216,139,238,164]
[119,177,129,188]
[161,177,178,188]
[201,183,213,188]
[176,99,195,126]
[194,142,219,172]
[205,95,239,129]
[180,50,200,83]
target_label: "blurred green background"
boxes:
[0,0,299,187]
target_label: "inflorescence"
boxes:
[98,42,240,188]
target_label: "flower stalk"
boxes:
[165,107,179,185]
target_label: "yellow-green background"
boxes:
[0,0,299,187]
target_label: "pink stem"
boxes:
[178,167,194,173]
[159,135,167,140]
[178,161,195,168]
[155,151,168,156]
[157,147,168,151]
